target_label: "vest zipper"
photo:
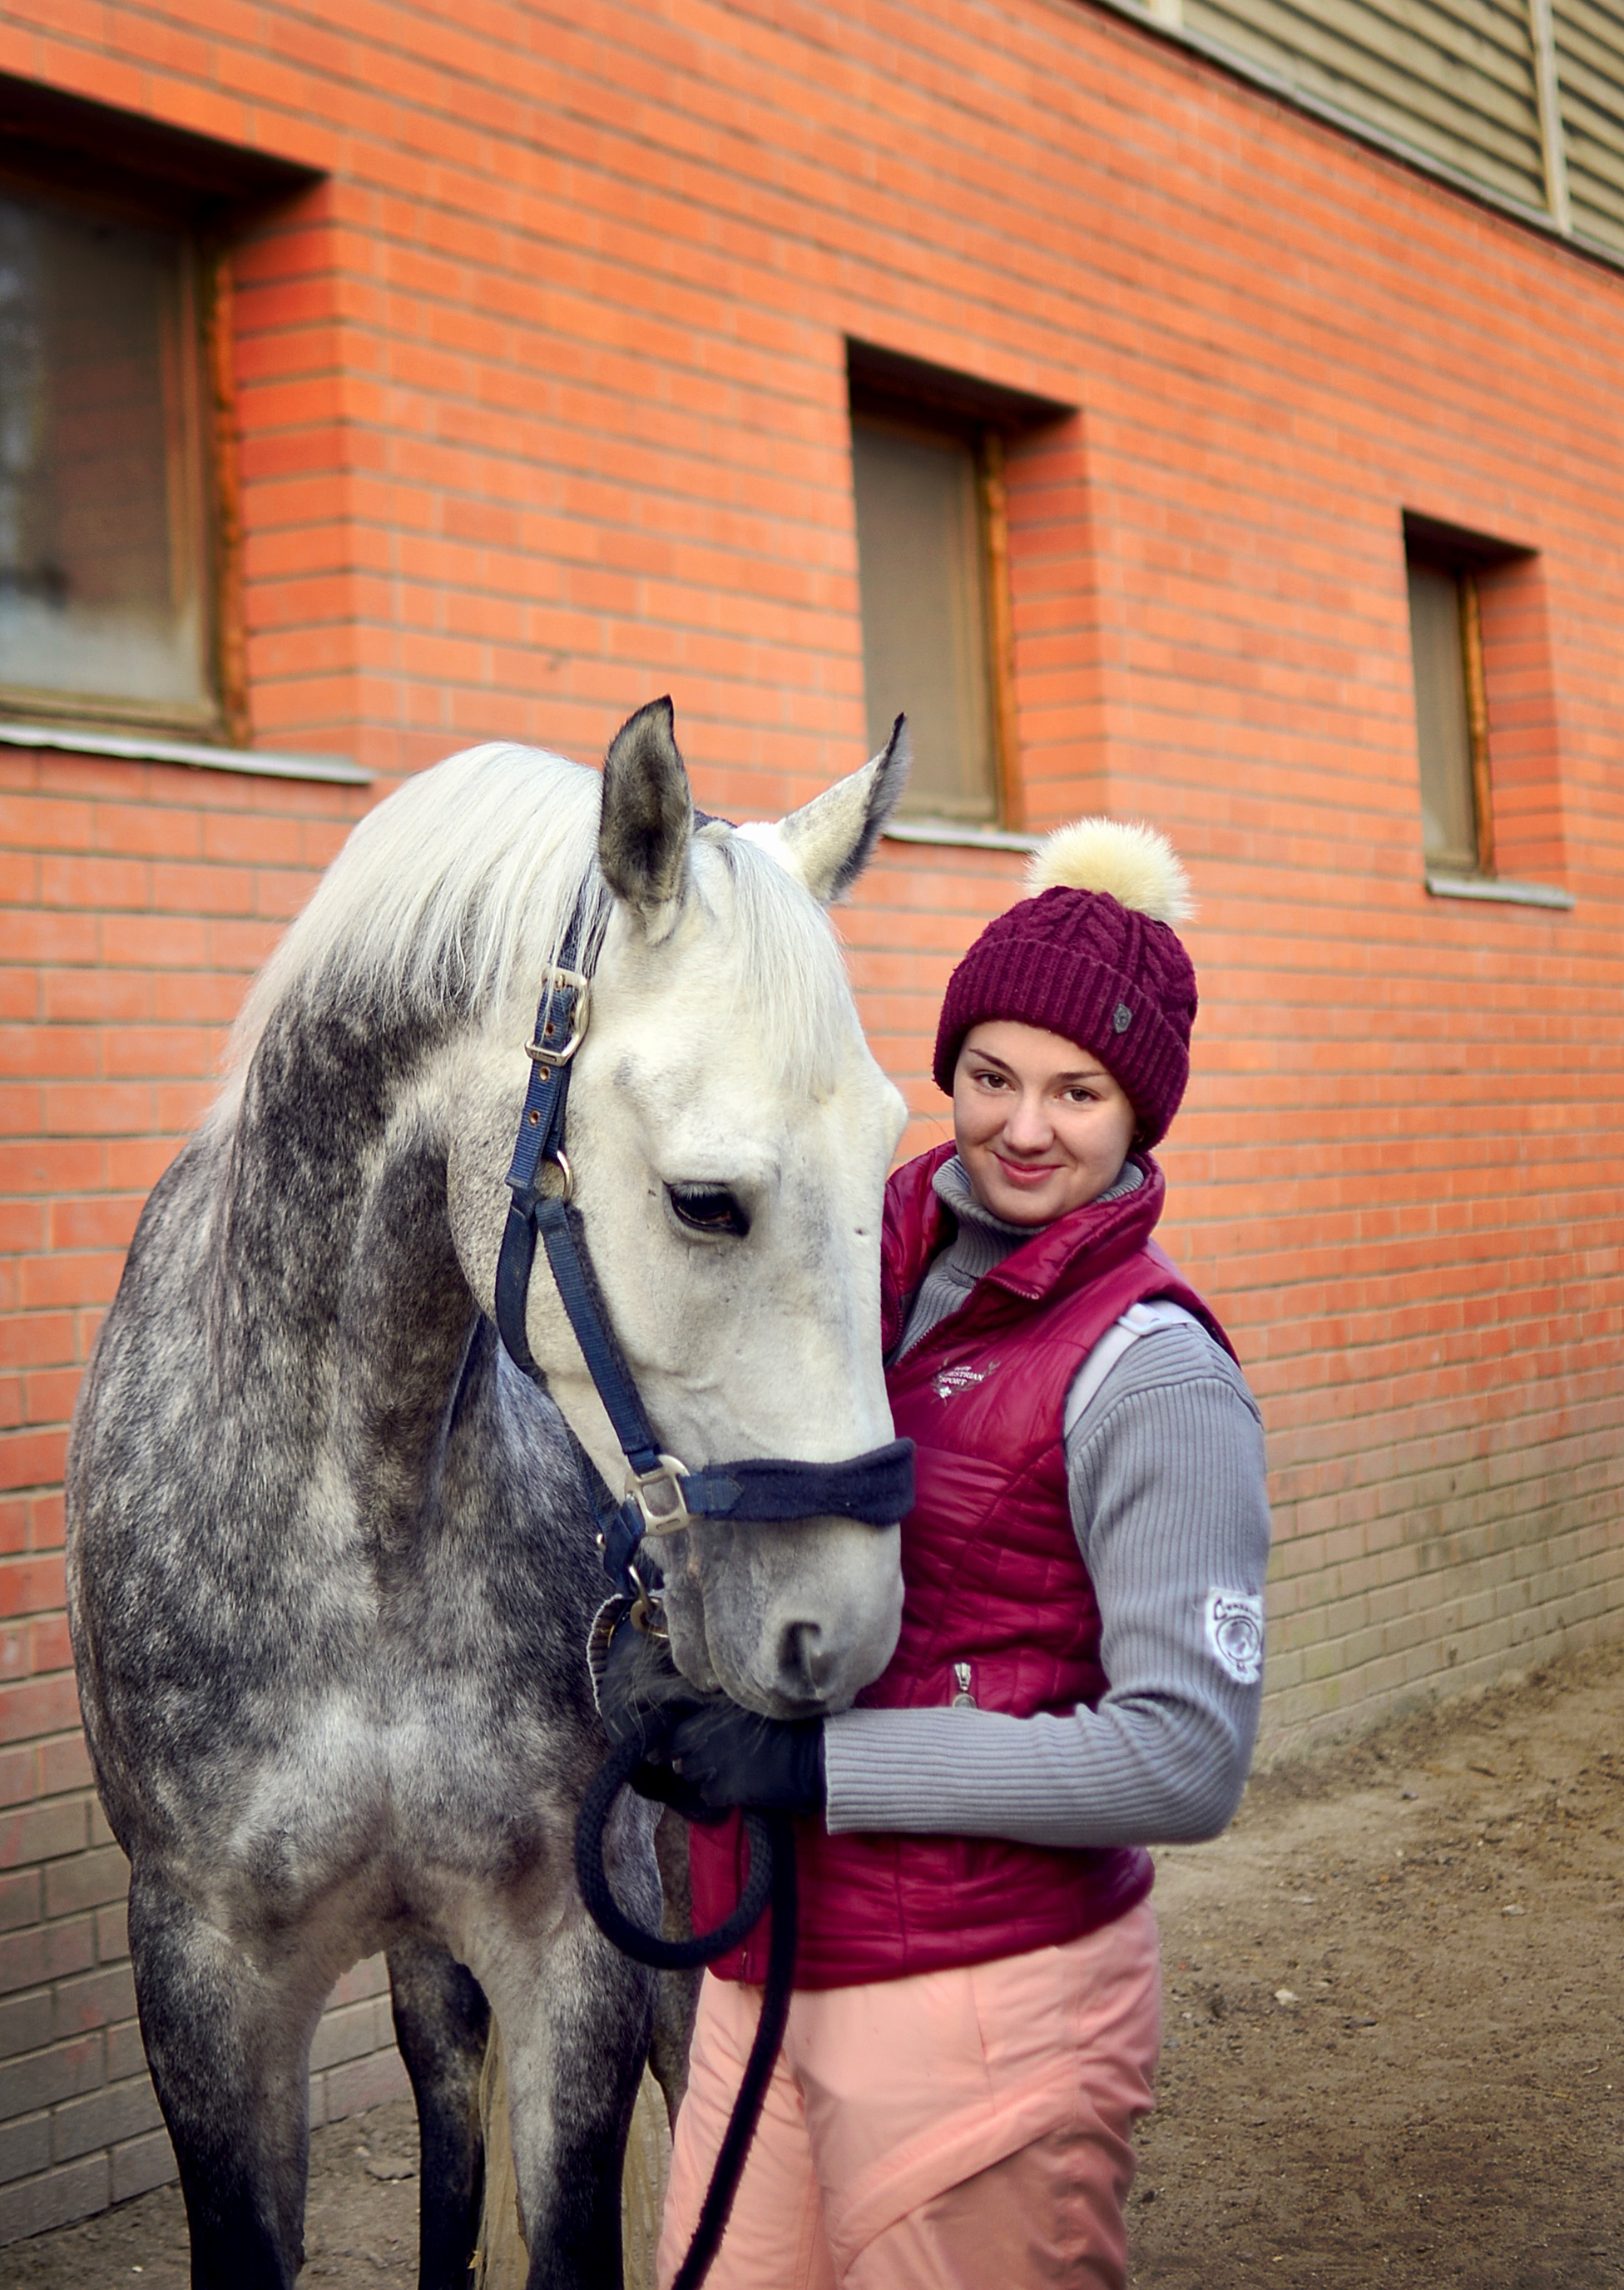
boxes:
[950,1661,976,1709]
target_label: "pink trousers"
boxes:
[657,1901,1161,2290]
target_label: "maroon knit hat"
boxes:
[933,820,1197,1147]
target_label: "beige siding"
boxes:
[1181,0,1552,207]
[1555,0,1624,246]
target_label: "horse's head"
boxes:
[452,701,909,1717]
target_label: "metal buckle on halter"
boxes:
[631,1456,691,1536]
[537,1147,574,1206]
[625,1558,669,1640]
[526,966,592,1068]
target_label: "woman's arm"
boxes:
[822,1318,1270,1848]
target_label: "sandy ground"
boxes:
[2,1637,1619,2290]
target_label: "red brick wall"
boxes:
[1,0,1621,2238]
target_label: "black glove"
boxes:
[666,1701,827,1816]
[593,1608,716,1817]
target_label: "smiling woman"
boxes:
[658,815,1273,2290]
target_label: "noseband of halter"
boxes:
[493,892,914,1601]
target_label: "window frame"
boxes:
[846,344,1070,835]
[0,164,230,741]
[1402,511,1537,886]
[0,72,316,747]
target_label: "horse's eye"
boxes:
[666,1184,750,1239]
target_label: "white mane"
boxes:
[225,740,859,1093]
[228,744,609,1071]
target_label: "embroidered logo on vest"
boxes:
[1206,1590,1264,1685]
[932,1362,993,1400]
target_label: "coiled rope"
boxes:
[575,1727,797,2290]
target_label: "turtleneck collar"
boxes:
[933,1152,1142,1258]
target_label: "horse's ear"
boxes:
[750,716,909,905]
[599,696,694,929]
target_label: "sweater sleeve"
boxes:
[823,1316,1271,1848]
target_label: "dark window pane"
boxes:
[851,417,995,821]
[0,190,207,710]
[1407,561,1478,872]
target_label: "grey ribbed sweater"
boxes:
[823,1156,1271,1849]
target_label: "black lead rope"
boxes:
[574,1727,798,2290]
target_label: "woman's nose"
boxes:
[1004,1092,1052,1151]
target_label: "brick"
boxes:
[0,1801,86,1873]
[111,2123,176,2203]
[51,2070,162,2163]
[0,2033,103,2125]
[0,1874,40,1935]
[0,1991,52,2066]
[52,1961,136,2040]
[0,2110,50,2188]
[0,1916,93,1999]
[0,2149,108,2241]
[42,1847,127,1922]
[104,2019,149,2085]
[35,1734,93,1799]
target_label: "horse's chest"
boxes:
[208,1675,558,1935]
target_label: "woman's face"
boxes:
[952,1020,1137,1227]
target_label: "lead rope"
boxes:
[574,1727,797,2290]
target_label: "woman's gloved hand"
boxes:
[592,1605,716,1817]
[666,1701,827,1816]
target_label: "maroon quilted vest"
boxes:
[689,1143,1235,1989]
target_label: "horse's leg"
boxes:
[127,1876,324,2290]
[389,1937,492,2290]
[472,1906,654,2290]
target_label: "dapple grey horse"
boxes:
[66,701,909,2289]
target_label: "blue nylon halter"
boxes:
[493,891,914,1598]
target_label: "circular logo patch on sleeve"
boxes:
[1205,1590,1265,1686]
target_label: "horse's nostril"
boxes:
[778,1622,835,1700]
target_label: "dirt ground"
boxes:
[2,1637,1619,2290]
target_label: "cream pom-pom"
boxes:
[1024,817,1195,925]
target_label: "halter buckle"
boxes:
[626,1559,669,1640]
[537,1147,575,1205]
[527,966,592,1068]
[632,1455,691,1536]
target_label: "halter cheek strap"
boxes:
[493,895,914,1599]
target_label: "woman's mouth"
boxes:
[994,1156,1061,1187]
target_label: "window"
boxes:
[1402,512,1570,906]
[846,345,1067,831]
[1405,552,1493,878]
[851,413,1001,823]
[0,186,212,724]
[0,70,317,741]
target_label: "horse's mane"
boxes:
[225,741,857,1094]
[227,744,609,1072]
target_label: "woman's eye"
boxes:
[666,1185,750,1238]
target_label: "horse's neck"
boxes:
[220,996,480,1545]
